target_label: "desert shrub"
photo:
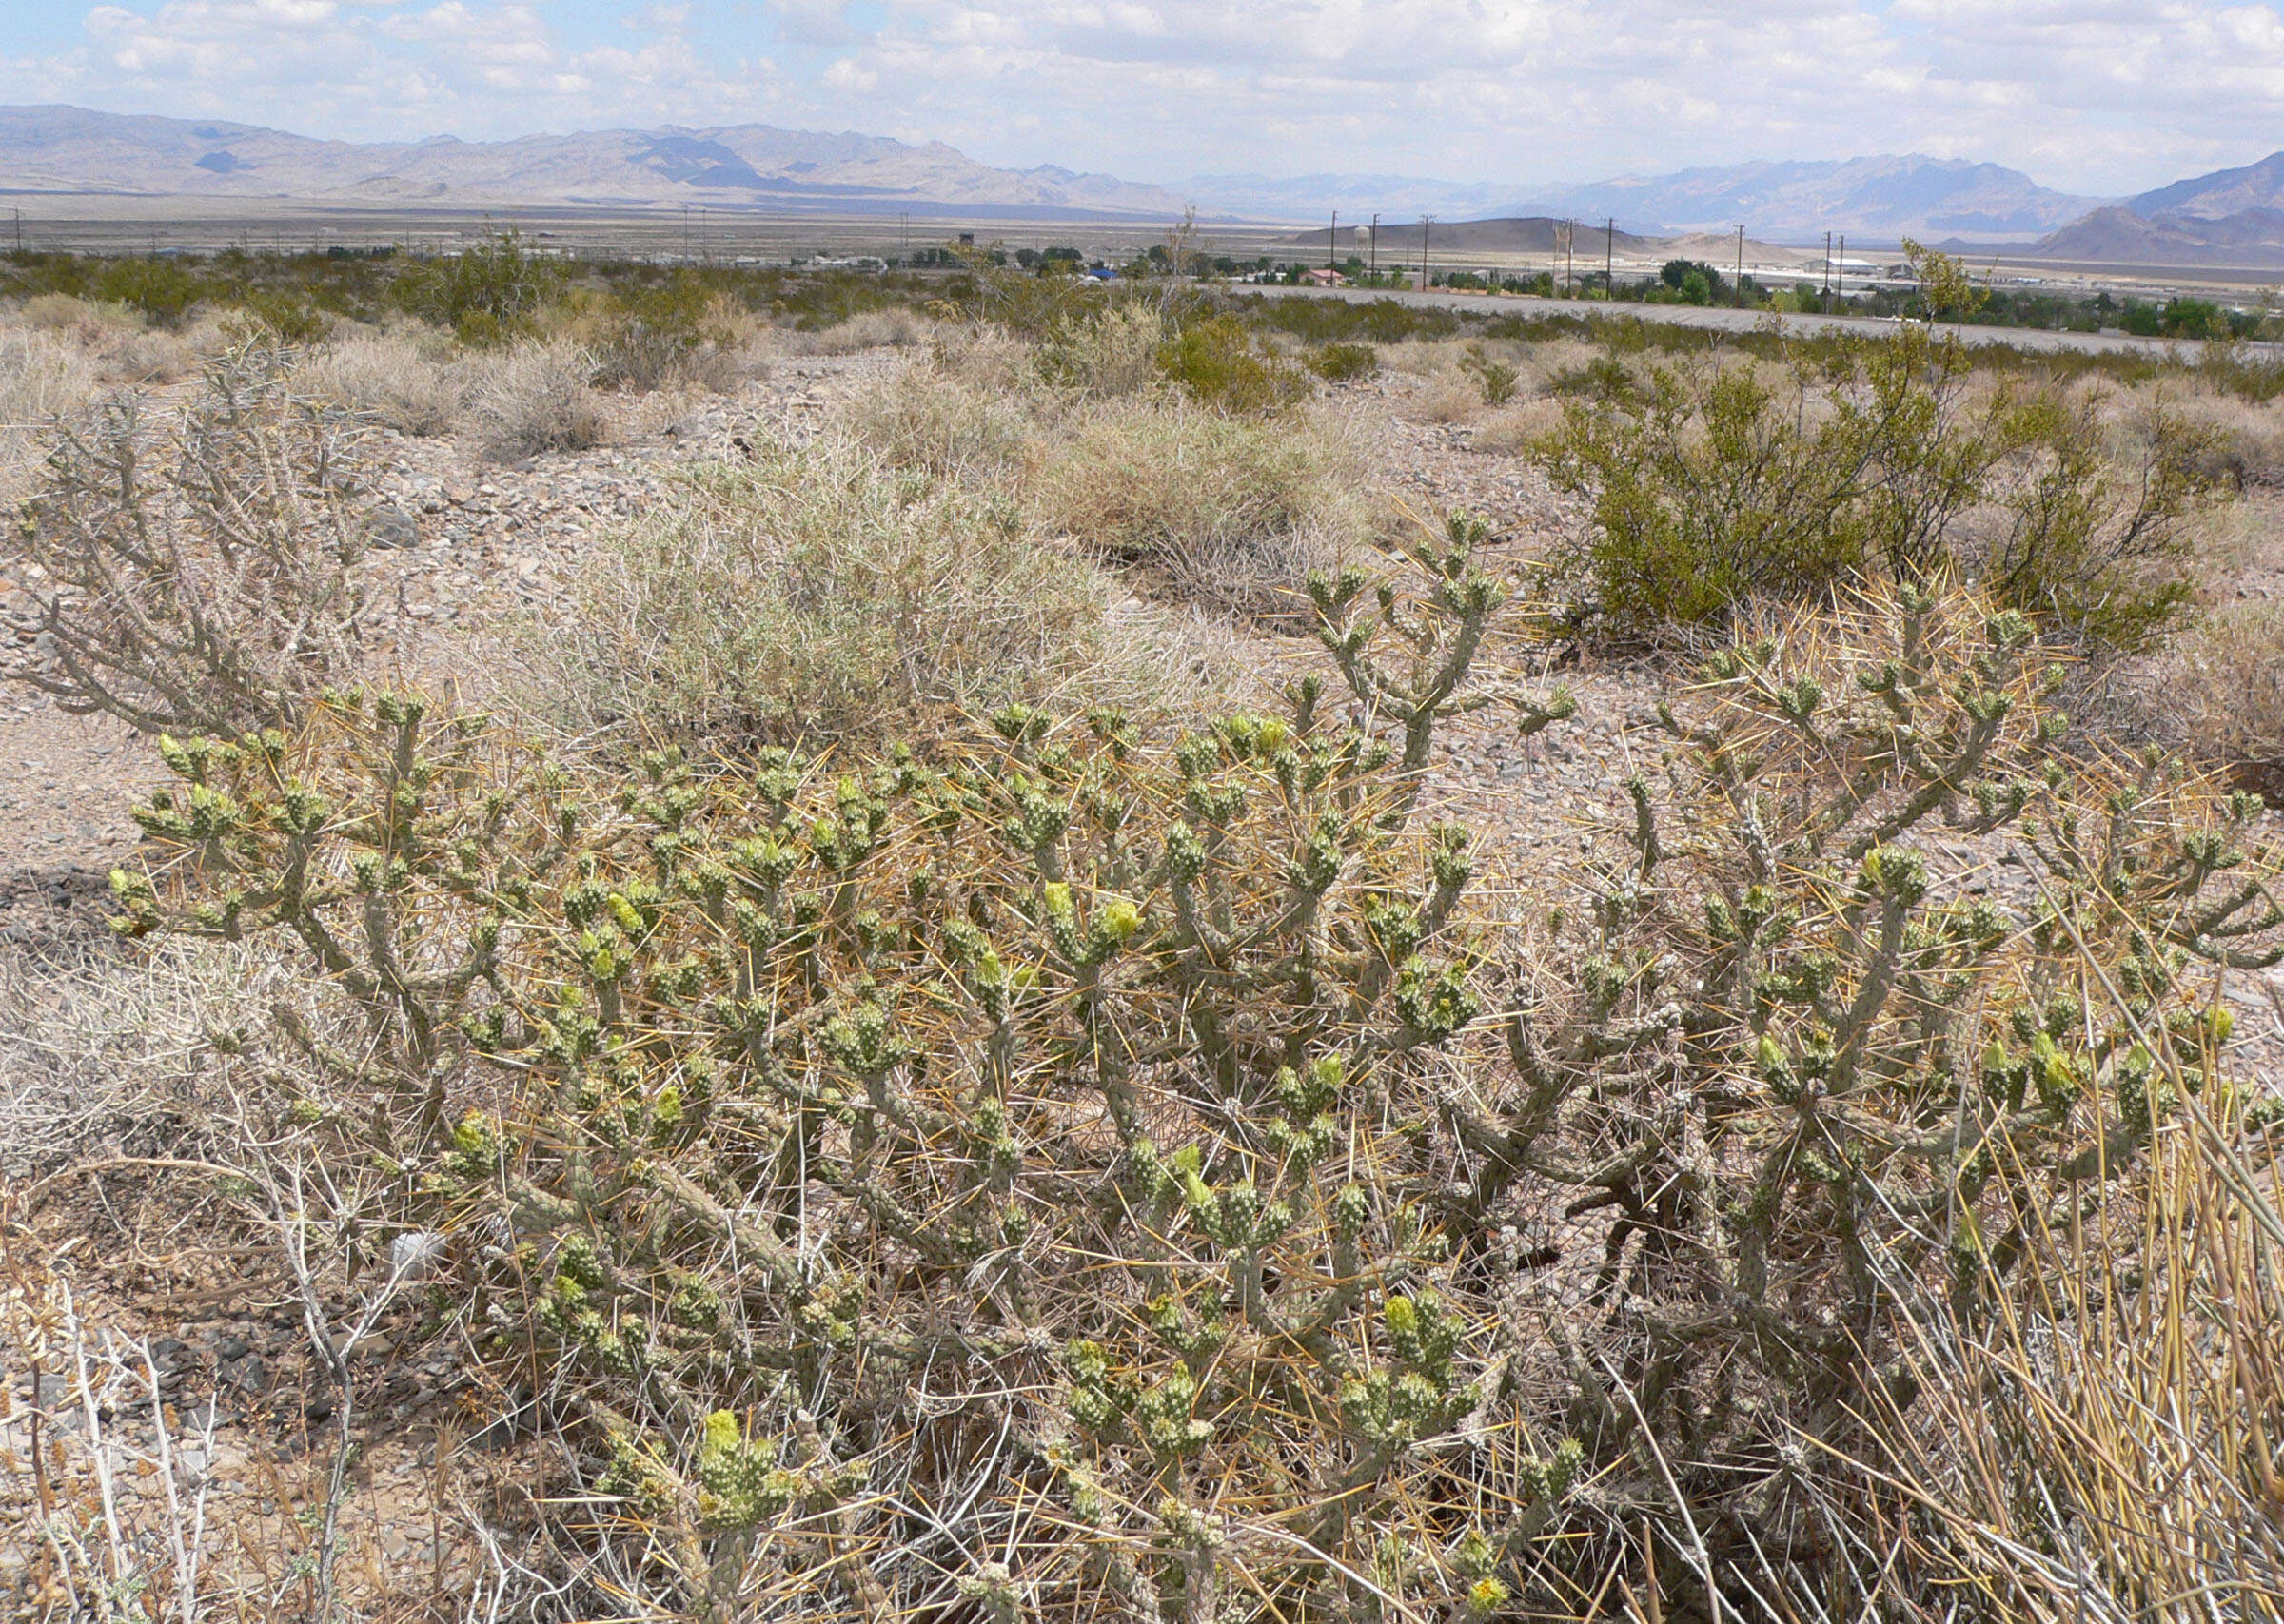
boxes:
[788,304,932,356]
[527,435,1110,748]
[2199,336,2284,404]
[462,340,613,460]
[2173,597,2284,791]
[300,324,463,437]
[1458,342,1520,404]
[1239,291,1466,344]
[2,344,372,734]
[1304,340,1378,382]
[1982,393,2228,647]
[1035,300,1168,399]
[0,323,101,500]
[1535,359,1870,627]
[1545,351,1639,401]
[1034,398,1359,613]
[92,256,202,327]
[838,351,1036,478]
[388,229,569,347]
[232,285,334,345]
[594,271,747,391]
[1537,336,2235,642]
[1154,314,1309,415]
[113,566,2282,1619]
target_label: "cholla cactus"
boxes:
[118,552,2278,1619]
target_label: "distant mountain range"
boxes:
[0,104,1185,220]
[2028,152,2284,265]
[1506,156,2106,241]
[5,106,2283,266]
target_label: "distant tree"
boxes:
[1680,269,1712,305]
[1900,236,1988,323]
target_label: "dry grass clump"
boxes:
[1405,370,1487,423]
[461,339,614,460]
[522,431,1115,749]
[1467,396,1564,455]
[785,304,935,356]
[2169,385,2284,487]
[0,944,264,1179]
[2174,597,2284,777]
[1872,1093,2284,1618]
[837,347,1038,479]
[1036,300,1171,399]
[1034,398,1367,614]
[0,323,102,502]
[7,294,226,387]
[298,323,464,437]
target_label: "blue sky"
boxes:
[3,1,2280,194]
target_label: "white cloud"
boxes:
[5,0,2282,192]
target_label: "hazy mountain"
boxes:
[2034,203,2284,266]
[1506,155,2105,241]
[2020,150,2284,264]
[1280,217,1659,255]
[1182,172,1516,223]
[1190,154,2103,241]
[2129,151,2284,220]
[0,104,1186,219]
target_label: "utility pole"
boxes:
[1369,212,1379,279]
[1420,216,1431,289]
[1605,217,1614,301]
[1823,230,1833,306]
[1329,210,1338,273]
[1735,224,1744,307]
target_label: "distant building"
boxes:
[1301,267,1347,286]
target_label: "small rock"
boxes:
[367,505,422,550]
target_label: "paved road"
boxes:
[1246,284,2282,361]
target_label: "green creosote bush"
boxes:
[114,509,2282,1617]
[1535,328,2234,644]
[92,255,204,328]
[388,228,570,348]
[592,270,744,392]
[4,342,374,735]
[1980,389,2229,648]
[1304,342,1380,383]
[1153,313,1310,415]
[525,434,1113,751]
[1535,355,1872,628]
[1458,343,1520,405]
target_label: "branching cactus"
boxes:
[116,559,2279,1617]
[1451,580,2283,1565]
[117,531,1600,1621]
[6,342,376,735]
[1309,511,1576,797]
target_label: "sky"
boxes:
[2,0,2280,195]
